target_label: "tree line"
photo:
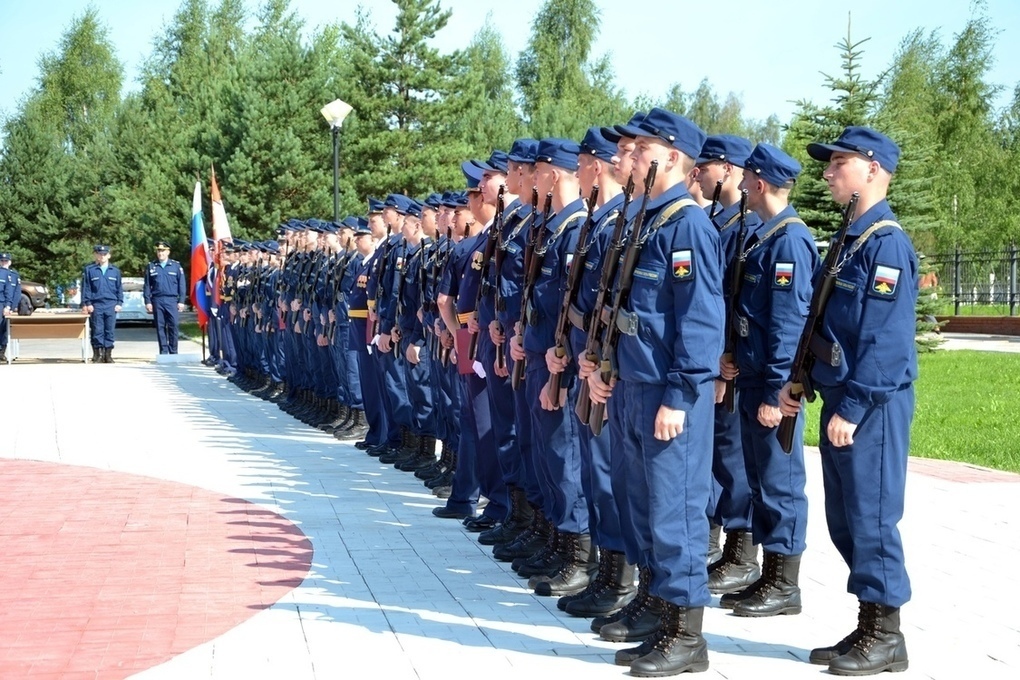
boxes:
[0,0,1016,291]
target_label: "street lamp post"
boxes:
[319,98,353,222]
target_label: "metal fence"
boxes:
[926,245,1019,316]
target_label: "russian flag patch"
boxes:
[672,250,693,280]
[871,264,901,298]
[773,262,794,288]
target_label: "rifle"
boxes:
[438,223,454,366]
[327,238,354,343]
[295,248,322,333]
[392,238,409,357]
[721,190,750,413]
[468,186,505,361]
[370,223,394,338]
[511,190,553,391]
[493,190,530,373]
[777,192,859,453]
[546,184,599,407]
[575,175,635,425]
[708,179,724,221]
[588,161,658,435]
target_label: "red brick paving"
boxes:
[0,460,312,679]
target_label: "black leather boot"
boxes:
[826,602,908,676]
[707,530,760,594]
[558,545,611,611]
[493,505,544,562]
[599,569,662,643]
[92,346,101,363]
[104,347,114,363]
[565,550,636,618]
[479,485,533,546]
[592,565,648,633]
[533,533,597,596]
[516,527,563,578]
[628,603,709,676]
[732,551,802,617]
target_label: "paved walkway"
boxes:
[0,336,1017,679]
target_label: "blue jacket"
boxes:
[734,205,819,405]
[616,183,725,409]
[811,199,919,424]
[143,259,187,304]
[0,266,19,310]
[81,263,124,307]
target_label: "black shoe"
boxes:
[432,505,472,520]
[463,515,498,532]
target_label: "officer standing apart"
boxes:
[587,107,724,676]
[780,126,916,676]
[143,239,187,354]
[0,251,19,363]
[81,244,123,363]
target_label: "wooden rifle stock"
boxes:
[708,179,724,221]
[588,162,658,435]
[547,185,599,407]
[777,192,859,453]
[511,190,551,391]
[438,224,454,366]
[574,175,635,425]
[721,190,749,413]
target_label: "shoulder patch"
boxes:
[869,264,901,299]
[773,262,794,289]
[672,249,694,280]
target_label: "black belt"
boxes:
[810,335,842,367]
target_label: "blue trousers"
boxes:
[616,380,713,608]
[479,337,522,488]
[402,340,437,437]
[710,397,752,531]
[819,384,913,608]
[352,319,387,447]
[151,297,180,354]
[739,384,808,555]
[509,356,543,508]
[90,303,117,348]
[525,352,587,535]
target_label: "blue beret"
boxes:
[93,244,110,254]
[461,161,484,189]
[535,138,582,171]
[0,252,11,260]
[615,107,706,159]
[580,127,617,162]
[367,198,385,214]
[473,150,510,174]
[745,143,802,186]
[507,138,539,164]
[604,111,646,143]
[697,134,753,167]
[807,125,900,173]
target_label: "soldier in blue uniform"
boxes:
[0,251,19,363]
[143,240,188,354]
[586,107,722,675]
[694,135,761,588]
[781,126,916,676]
[81,244,123,363]
[509,138,594,596]
[717,144,818,617]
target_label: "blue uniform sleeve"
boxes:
[836,234,919,424]
[177,262,187,303]
[115,268,124,306]
[763,228,818,405]
[143,266,152,305]
[81,267,92,306]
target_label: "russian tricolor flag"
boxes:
[190,181,212,329]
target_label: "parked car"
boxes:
[18,280,49,314]
[116,277,153,324]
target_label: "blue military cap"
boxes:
[745,143,802,186]
[0,252,11,261]
[286,217,305,229]
[385,193,412,214]
[604,111,646,144]
[807,125,900,173]
[156,239,172,249]
[535,138,582,171]
[473,150,510,174]
[405,200,423,219]
[507,138,539,164]
[697,134,753,167]
[340,216,359,230]
[580,127,617,162]
[423,193,443,210]
[461,161,484,189]
[448,191,469,208]
[352,218,373,236]
[305,218,325,232]
[367,197,385,214]
[615,107,706,160]
[321,220,338,234]
[262,240,281,254]
[93,244,110,254]
[440,191,459,208]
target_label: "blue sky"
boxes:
[1,0,1019,127]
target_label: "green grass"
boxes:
[180,322,201,341]
[802,350,1020,472]
[935,303,1013,316]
